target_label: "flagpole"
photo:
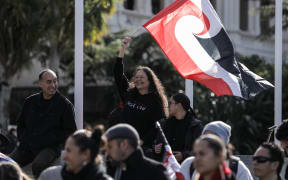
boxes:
[185,79,193,108]
[75,0,84,129]
[274,0,282,143]
[128,27,147,39]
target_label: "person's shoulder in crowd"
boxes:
[180,156,195,180]
[126,148,170,179]
[24,92,41,101]
[38,165,62,180]
[236,158,253,180]
[142,156,170,179]
[0,152,16,163]
[57,92,73,103]
[143,154,167,169]
[87,163,113,180]
[191,118,202,125]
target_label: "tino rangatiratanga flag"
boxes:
[143,0,273,99]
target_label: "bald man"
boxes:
[10,69,76,178]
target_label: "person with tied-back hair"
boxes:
[0,162,32,180]
[114,37,169,157]
[38,129,112,180]
[154,92,203,163]
[10,69,77,178]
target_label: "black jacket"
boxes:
[117,148,170,180]
[17,91,76,154]
[114,57,165,149]
[155,113,203,162]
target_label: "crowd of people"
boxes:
[0,37,287,180]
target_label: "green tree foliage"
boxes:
[37,0,118,70]
[63,31,123,84]
[0,0,45,80]
[0,0,48,128]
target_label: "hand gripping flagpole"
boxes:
[155,121,184,180]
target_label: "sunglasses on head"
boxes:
[252,156,273,163]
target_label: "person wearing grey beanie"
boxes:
[202,121,231,145]
[104,123,170,180]
[180,121,253,180]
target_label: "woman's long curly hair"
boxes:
[128,66,169,118]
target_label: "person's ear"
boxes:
[81,149,91,161]
[39,80,43,88]
[218,151,227,163]
[177,103,182,110]
[120,139,129,150]
[271,161,279,170]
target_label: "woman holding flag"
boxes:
[113,37,169,157]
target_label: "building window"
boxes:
[152,0,164,14]
[240,0,248,31]
[260,0,271,35]
[124,0,134,10]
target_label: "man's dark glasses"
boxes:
[252,156,273,163]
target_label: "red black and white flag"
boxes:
[143,0,273,99]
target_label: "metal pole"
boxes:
[75,0,84,129]
[185,79,193,108]
[274,0,283,144]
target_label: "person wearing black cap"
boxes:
[104,123,170,180]
[154,92,203,163]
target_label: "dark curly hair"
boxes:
[128,66,168,118]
